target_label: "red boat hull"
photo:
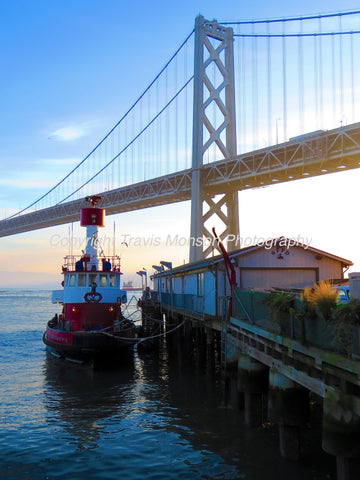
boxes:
[43,322,136,364]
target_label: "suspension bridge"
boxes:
[1,11,360,263]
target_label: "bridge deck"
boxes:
[1,122,360,237]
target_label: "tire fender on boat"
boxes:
[84,292,103,303]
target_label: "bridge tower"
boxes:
[190,15,239,263]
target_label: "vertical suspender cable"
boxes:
[111,118,114,190]
[236,25,241,153]
[139,95,143,181]
[99,140,102,192]
[242,35,246,151]
[156,76,160,177]
[267,21,272,146]
[314,34,319,129]
[117,112,120,187]
[147,86,151,180]
[252,22,258,149]
[175,53,178,173]
[350,33,355,123]
[282,21,287,143]
[124,115,128,185]
[318,17,324,129]
[298,19,304,134]
[241,34,246,153]
[331,34,336,126]
[165,66,169,174]
[339,16,344,124]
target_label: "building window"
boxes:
[197,272,204,296]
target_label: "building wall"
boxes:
[235,246,344,290]
[151,245,348,315]
[239,267,318,290]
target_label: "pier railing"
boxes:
[151,291,205,315]
[232,288,360,358]
[62,254,122,272]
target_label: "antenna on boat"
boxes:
[71,222,73,259]
[113,221,116,257]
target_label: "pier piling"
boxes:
[237,354,268,426]
[268,369,310,461]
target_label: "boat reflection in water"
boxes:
[42,354,136,451]
[42,327,339,480]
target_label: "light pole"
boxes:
[152,265,163,303]
[160,261,173,316]
[142,268,148,289]
[136,270,146,290]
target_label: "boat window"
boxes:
[69,274,76,287]
[89,274,97,286]
[78,274,86,287]
[109,274,116,287]
[99,274,108,287]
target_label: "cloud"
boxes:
[47,117,110,143]
[50,125,86,141]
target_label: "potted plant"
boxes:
[299,281,340,350]
[263,290,296,335]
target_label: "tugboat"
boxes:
[43,195,136,365]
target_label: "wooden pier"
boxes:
[141,286,360,480]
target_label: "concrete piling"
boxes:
[237,354,268,426]
[322,391,360,480]
[268,369,309,461]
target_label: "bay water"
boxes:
[0,290,337,479]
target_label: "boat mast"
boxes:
[80,196,105,270]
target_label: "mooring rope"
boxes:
[94,320,186,344]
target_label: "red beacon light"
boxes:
[81,195,105,227]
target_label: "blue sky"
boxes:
[1,0,360,287]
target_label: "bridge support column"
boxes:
[268,368,309,461]
[190,16,239,263]
[237,354,268,426]
[322,391,360,480]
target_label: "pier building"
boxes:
[150,237,352,326]
[143,239,359,480]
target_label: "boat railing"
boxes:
[62,254,122,272]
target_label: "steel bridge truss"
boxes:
[1,122,360,239]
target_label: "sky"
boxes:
[1,0,360,289]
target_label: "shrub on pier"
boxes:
[302,281,338,321]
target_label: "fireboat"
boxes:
[43,195,136,365]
